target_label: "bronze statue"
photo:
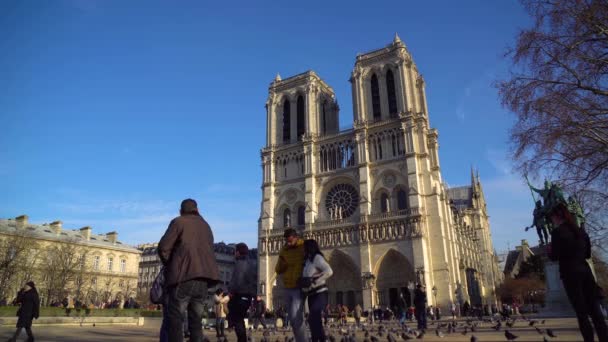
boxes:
[526,200,550,245]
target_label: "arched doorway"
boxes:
[375,249,415,313]
[326,250,361,309]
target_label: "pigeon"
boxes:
[541,319,546,325]
[546,329,557,338]
[435,329,444,338]
[461,327,469,335]
[506,319,515,328]
[416,331,425,339]
[370,335,378,342]
[470,336,478,342]
[543,337,550,342]
[401,332,412,340]
[528,320,537,326]
[505,330,518,341]
[535,327,544,335]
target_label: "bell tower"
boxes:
[350,33,430,124]
[265,71,338,148]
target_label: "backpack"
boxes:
[150,267,165,304]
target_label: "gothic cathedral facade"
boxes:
[258,35,502,311]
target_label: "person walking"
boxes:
[251,295,267,330]
[158,198,220,342]
[397,294,407,325]
[353,304,362,327]
[214,288,229,338]
[450,302,457,320]
[548,202,608,342]
[228,243,257,342]
[413,284,427,331]
[301,239,333,342]
[9,281,39,342]
[275,228,306,342]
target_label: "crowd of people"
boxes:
[9,197,605,342]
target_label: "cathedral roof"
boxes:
[447,186,473,210]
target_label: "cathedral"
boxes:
[257,35,502,312]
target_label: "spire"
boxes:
[274,73,282,82]
[470,165,476,187]
[393,32,402,44]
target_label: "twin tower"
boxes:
[258,35,501,312]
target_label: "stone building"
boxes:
[0,215,140,306]
[137,242,258,305]
[503,239,542,279]
[257,35,502,311]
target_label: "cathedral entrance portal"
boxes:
[326,250,361,309]
[375,249,415,313]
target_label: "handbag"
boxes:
[150,266,165,304]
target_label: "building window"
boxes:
[297,95,305,141]
[397,189,408,210]
[386,69,398,115]
[297,206,305,226]
[93,256,100,271]
[92,277,97,285]
[119,279,125,288]
[381,193,389,213]
[107,257,113,272]
[282,99,291,143]
[283,208,291,227]
[120,259,126,273]
[371,74,381,119]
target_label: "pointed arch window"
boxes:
[297,206,305,226]
[386,70,398,116]
[380,193,389,213]
[297,95,305,141]
[397,189,408,210]
[282,100,291,143]
[283,208,291,227]
[371,74,381,120]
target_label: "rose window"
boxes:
[325,184,359,219]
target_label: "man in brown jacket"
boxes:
[158,198,219,342]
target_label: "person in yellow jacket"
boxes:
[275,228,306,342]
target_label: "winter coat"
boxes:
[549,222,592,278]
[229,256,257,296]
[158,214,220,287]
[16,288,40,328]
[274,239,305,289]
[413,288,427,309]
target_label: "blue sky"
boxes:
[0,0,537,252]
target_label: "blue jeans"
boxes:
[166,279,207,342]
[284,288,306,342]
[307,291,328,342]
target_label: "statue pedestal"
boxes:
[539,259,574,317]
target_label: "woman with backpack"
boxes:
[301,239,333,342]
[9,281,39,342]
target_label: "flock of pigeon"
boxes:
[204,314,563,342]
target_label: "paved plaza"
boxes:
[0,317,600,342]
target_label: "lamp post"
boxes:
[432,285,438,306]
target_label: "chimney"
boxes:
[50,221,62,235]
[106,231,118,244]
[80,226,92,241]
[15,215,28,229]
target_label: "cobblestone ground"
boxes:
[0,317,599,341]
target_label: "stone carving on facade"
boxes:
[286,189,297,204]
[382,173,396,188]
[361,272,376,290]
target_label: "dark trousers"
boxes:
[415,307,427,330]
[228,295,252,342]
[10,326,33,342]
[252,315,266,329]
[307,291,328,342]
[562,270,608,342]
[166,279,207,342]
[215,317,225,337]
